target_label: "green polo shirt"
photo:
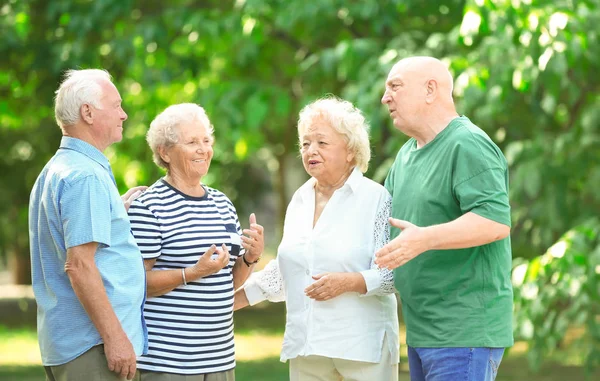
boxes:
[385,116,513,348]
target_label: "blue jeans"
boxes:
[407,347,505,381]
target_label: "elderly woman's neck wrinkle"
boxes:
[314,166,354,197]
[165,170,205,197]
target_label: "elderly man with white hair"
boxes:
[29,69,148,381]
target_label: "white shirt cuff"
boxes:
[244,280,267,306]
[359,269,381,297]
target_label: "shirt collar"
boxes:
[344,167,363,193]
[59,136,111,170]
[298,167,363,202]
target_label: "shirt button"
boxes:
[306,270,310,275]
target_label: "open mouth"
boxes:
[193,159,206,163]
[308,160,320,166]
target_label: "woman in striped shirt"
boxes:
[128,103,264,381]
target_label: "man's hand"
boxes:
[104,333,137,380]
[121,186,147,211]
[305,273,352,301]
[241,213,264,262]
[375,218,430,270]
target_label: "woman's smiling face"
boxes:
[162,120,214,180]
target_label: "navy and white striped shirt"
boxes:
[128,179,244,374]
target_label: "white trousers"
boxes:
[289,334,398,381]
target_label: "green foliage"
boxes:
[3,0,598,263]
[513,218,600,374]
[455,0,600,258]
[1,0,600,372]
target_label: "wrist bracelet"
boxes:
[181,268,187,286]
[242,253,260,267]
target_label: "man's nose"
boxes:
[381,91,391,105]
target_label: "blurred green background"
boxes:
[1,0,599,379]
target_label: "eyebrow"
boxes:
[386,77,403,86]
[302,132,328,139]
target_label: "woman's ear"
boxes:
[158,145,170,164]
[346,151,355,164]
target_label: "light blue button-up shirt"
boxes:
[29,136,147,366]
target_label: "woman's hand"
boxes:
[242,213,264,262]
[305,273,352,301]
[189,244,230,280]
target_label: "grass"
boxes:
[0,326,42,365]
[1,306,598,381]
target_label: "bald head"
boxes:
[382,56,459,142]
[390,56,454,100]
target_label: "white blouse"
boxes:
[244,168,399,364]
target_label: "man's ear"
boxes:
[81,104,93,124]
[425,79,438,104]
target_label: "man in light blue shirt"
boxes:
[29,69,148,380]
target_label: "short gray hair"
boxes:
[54,69,112,130]
[147,103,214,169]
[297,96,371,173]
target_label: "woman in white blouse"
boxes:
[234,97,399,380]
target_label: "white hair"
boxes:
[297,96,371,173]
[54,69,112,130]
[146,103,214,169]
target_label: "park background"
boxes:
[1,0,599,379]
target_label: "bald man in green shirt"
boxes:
[375,56,513,381]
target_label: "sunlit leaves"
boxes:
[14,12,30,39]
[1,6,599,368]
[513,219,600,373]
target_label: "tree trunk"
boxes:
[10,249,31,285]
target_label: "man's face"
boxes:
[92,80,128,149]
[381,63,423,133]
